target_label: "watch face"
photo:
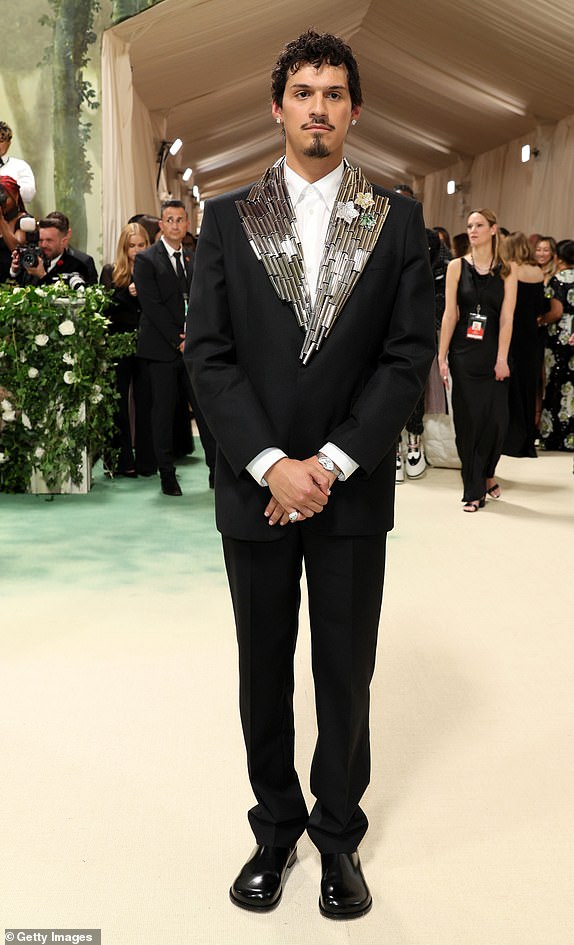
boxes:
[318,455,335,471]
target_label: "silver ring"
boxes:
[288,510,298,523]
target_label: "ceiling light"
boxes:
[169,138,183,156]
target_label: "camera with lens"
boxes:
[60,271,87,291]
[16,216,44,270]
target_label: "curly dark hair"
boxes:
[271,30,363,109]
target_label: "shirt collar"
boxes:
[48,252,63,270]
[161,235,182,256]
[284,160,345,210]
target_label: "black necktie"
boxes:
[173,251,188,297]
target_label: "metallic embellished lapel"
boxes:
[235,160,312,330]
[236,159,390,364]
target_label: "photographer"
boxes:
[45,210,98,284]
[10,215,90,287]
[0,176,27,282]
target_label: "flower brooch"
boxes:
[336,191,377,229]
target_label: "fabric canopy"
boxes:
[102,0,574,258]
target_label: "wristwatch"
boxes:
[316,452,343,480]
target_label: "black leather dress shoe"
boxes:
[230,844,297,911]
[160,470,182,496]
[319,851,372,919]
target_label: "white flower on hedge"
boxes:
[19,351,27,363]
[1,398,12,411]
[62,352,76,365]
[34,446,45,459]
[58,319,75,336]
[63,370,76,384]
[1,406,16,422]
[35,334,49,347]
[0,451,5,463]
[28,367,39,378]
[21,413,32,430]
[35,288,47,298]
[90,383,103,404]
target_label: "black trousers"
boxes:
[113,355,156,474]
[222,527,387,853]
[146,357,216,475]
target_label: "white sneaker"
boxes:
[406,434,426,478]
[396,446,404,483]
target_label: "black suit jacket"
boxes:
[68,246,98,285]
[134,239,193,361]
[185,183,435,540]
[19,249,91,287]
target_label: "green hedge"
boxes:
[0,282,136,492]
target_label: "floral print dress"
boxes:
[540,268,574,451]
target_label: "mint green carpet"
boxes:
[1,446,225,593]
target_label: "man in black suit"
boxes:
[135,199,215,496]
[185,31,435,918]
[44,211,99,285]
[11,215,91,287]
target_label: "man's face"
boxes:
[0,133,11,159]
[159,207,188,248]
[39,227,67,260]
[271,62,360,165]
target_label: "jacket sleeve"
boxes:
[328,199,436,475]
[184,200,278,477]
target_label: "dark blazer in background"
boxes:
[135,239,192,361]
[20,248,91,287]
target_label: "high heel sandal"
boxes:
[486,482,501,499]
[463,497,486,513]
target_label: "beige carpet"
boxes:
[2,452,572,944]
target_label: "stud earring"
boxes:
[351,119,357,126]
[276,118,281,124]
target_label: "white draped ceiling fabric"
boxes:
[102,0,574,261]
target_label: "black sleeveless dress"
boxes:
[449,259,508,502]
[503,279,548,457]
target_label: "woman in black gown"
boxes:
[100,222,156,476]
[438,209,517,511]
[501,232,549,457]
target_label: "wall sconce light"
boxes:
[447,179,459,195]
[521,144,540,163]
[182,167,193,182]
[157,138,184,188]
[192,185,200,200]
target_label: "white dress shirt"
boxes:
[0,155,36,203]
[161,235,185,274]
[246,160,358,486]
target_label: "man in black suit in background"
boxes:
[135,199,215,496]
[185,31,435,917]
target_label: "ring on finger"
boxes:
[288,510,298,523]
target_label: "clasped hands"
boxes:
[264,456,338,526]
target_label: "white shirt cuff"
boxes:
[320,442,358,481]
[246,448,287,486]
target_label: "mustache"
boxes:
[302,119,335,131]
